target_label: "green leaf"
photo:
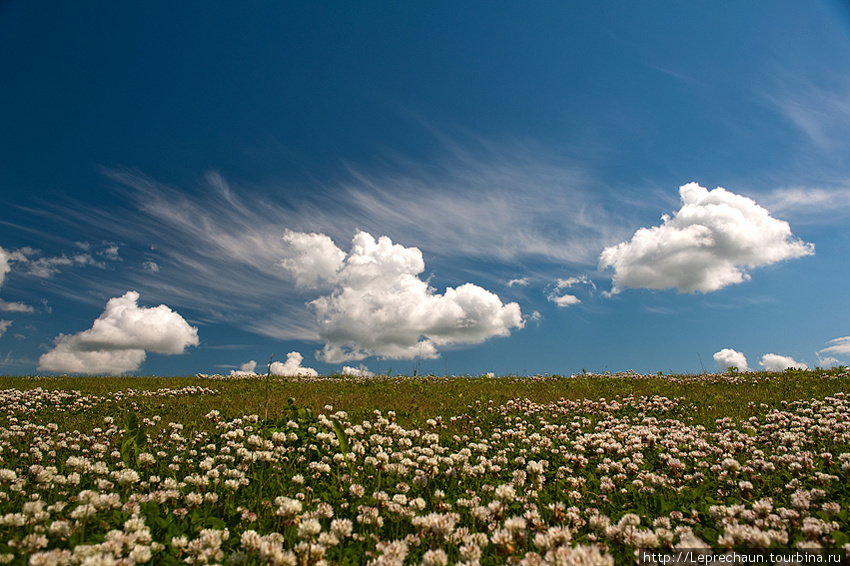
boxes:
[831,530,849,546]
[332,418,350,456]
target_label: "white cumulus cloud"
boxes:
[37,291,199,375]
[0,320,10,338]
[230,360,258,377]
[269,351,318,377]
[280,231,524,363]
[280,231,347,288]
[341,364,374,378]
[599,182,814,294]
[759,353,808,372]
[713,348,749,372]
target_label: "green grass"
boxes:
[1,367,849,564]
[3,367,848,432]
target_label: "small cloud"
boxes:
[0,299,34,313]
[37,291,199,375]
[0,320,10,338]
[759,353,808,372]
[230,360,258,377]
[547,275,595,308]
[340,364,374,377]
[599,183,814,294]
[548,293,580,307]
[269,351,318,377]
[142,261,160,273]
[98,244,120,261]
[713,348,749,372]
[1,243,120,282]
[507,277,530,287]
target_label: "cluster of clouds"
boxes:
[712,348,808,372]
[711,340,850,373]
[229,356,374,378]
[547,275,596,308]
[229,353,319,377]
[280,230,524,363]
[0,242,123,317]
[37,291,198,375]
[599,183,814,294]
[11,173,842,376]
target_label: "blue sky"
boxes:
[2,1,850,376]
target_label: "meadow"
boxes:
[1,367,849,565]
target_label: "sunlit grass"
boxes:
[0,367,848,565]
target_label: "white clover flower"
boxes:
[185,492,203,506]
[170,536,188,549]
[70,504,97,520]
[753,498,773,516]
[617,513,640,528]
[240,530,262,552]
[128,545,152,563]
[298,518,322,539]
[542,543,614,565]
[115,468,140,486]
[504,515,527,534]
[421,548,448,566]
[275,496,303,519]
[494,483,516,502]
[330,519,353,539]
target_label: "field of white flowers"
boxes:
[1,370,849,565]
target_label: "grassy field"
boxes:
[1,368,849,564]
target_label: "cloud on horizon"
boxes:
[759,353,808,372]
[599,183,814,294]
[38,291,199,375]
[270,351,318,377]
[280,230,524,363]
[713,348,749,372]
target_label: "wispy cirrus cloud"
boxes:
[757,183,850,222]
[767,75,850,152]
[29,142,624,343]
[819,336,850,357]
